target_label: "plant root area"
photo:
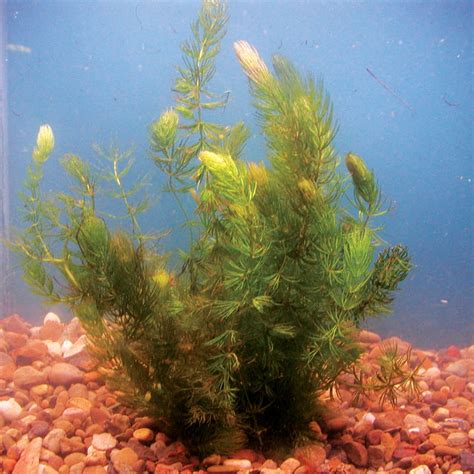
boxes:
[0,313,472,474]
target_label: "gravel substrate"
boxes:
[0,313,472,474]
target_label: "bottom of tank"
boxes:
[0,312,472,474]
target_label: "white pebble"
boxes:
[61,340,73,354]
[44,341,62,357]
[0,398,23,422]
[423,367,441,380]
[409,465,431,474]
[44,311,61,324]
[223,459,252,469]
[362,412,375,424]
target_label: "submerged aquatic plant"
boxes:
[10,0,415,455]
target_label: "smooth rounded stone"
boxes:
[202,454,222,466]
[38,464,60,474]
[0,352,16,380]
[61,340,74,354]
[90,406,111,426]
[366,429,383,446]
[61,407,87,423]
[44,341,62,357]
[326,415,352,432]
[434,445,461,456]
[343,440,368,467]
[31,383,51,397]
[83,467,107,474]
[59,437,86,456]
[469,428,474,442]
[111,447,139,472]
[39,321,64,342]
[223,459,252,469]
[374,411,403,431]
[446,374,466,393]
[43,428,66,454]
[13,365,47,388]
[460,451,474,472]
[92,432,117,451]
[353,420,373,438]
[4,331,28,350]
[85,444,108,465]
[445,360,469,378]
[447,431,468,447]
[14,340,49,364]
[404,413,429,435]
[280,457,301,473]
[68,383,89,399]
[428,433,448,446]
[133,427,154,442]
[28,420,50,437]
[433,407,450,421]
[0,398,23,422]
[44,312,61,325]
[207,467,240,474]
[49,362,84,386]
[423,367,441,381]
[67,397,92,415]
[12,436,42,474]
[1,313,31,335]
[64,452,87,466]
[409,465,431,474]
[294,444,326,469]
[367,445,385,469]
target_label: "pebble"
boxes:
[133,427,154,442]
[13,365,47,388]
[223,459,252,469]
[0,313,472,474]
[44,312,61,324]
[409,465,431,474]
[110,447,138,472]
[447,431,468,447]
[0,398,23,422]
[12,436,42,474]
[91,432,117,450]
[49,362,84,386]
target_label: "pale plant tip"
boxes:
[36,124,55,155]
[233,40,270,85]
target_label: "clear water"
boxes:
[2,1,472,348]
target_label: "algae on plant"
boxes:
[9,0,417,456]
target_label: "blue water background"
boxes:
[5,0,473,348]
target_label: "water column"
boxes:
[0,1,11,316]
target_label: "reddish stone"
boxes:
[12,437,42,474]
[2,458,17,473]
[445,375,466,394]
[367,445,385,469]
[4,332,28,350]
[13,340,49,365]
[393,442,417,460]
[294,444,327,470]
[445,345,461,358]
[0,352,16,381]
[343,440,368,467]
[1,314,31,335]
[366,429,383,445]
[39,320,64,341]
[412,454,437,469]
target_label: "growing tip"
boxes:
[234,40,271,86]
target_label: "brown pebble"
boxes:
[343,440,368,467]
[434,445,461,456]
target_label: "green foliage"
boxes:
[9,0,416,456]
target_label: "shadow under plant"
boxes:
[9,0,417,456]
